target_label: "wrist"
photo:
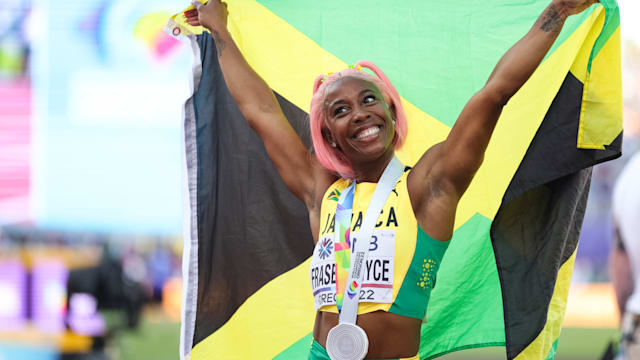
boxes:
[210,25,230,37]
[203,21,225,32]
[207,24,231,57]
[537,1,568,33]
[550,1,571,20]
[200,14,228,34]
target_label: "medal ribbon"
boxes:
[333,182,355,312]
[326,156,404,360]
[332,156,404,315]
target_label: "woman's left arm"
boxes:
[409,0,599,239]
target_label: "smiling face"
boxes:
[322,76,397,167]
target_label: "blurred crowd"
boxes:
[0,226,183,358]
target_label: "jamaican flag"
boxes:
[168,0,622,359]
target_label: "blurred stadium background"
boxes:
[0,0,638,359]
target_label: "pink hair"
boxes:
[309,60,408,179]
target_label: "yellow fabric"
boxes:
[578,27,623,149]
[135,12,176,45]
[190,259,315,360]
[188,3,608,359]
[402,355,420,360]
[316,172,418,315]
[569,10,606,83]
[514,250,577,360]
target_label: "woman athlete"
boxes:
[186,1,600,359]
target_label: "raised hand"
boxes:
[538,0,599,33]
[555,0,601,16]
[184,0,228,32]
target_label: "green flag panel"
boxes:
[256,0,597,127]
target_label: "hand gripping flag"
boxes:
[167,1,622,359]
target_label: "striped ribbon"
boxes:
[333,182,355,312]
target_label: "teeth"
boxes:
[356,127,380,139]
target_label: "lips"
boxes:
[352,125,382,140]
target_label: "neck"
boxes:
[352,151,395,183]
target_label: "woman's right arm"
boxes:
[186,0,331,206]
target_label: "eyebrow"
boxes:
[328,89,375,109]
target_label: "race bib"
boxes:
[310,229,396,310]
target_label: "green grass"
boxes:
[116,318,181,360]
[119,313,617,360]
[103,308,180,360]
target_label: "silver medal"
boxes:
[326,323,369,360]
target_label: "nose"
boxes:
[352,105,368,123]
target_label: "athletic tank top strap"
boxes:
[388,225,449,319]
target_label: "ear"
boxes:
[322,128,338,149]
[389,102,397,123]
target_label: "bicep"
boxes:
[408,88,505,226]
[436,87,505,195]
[408,143,456,216]
[407,144,460,241]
